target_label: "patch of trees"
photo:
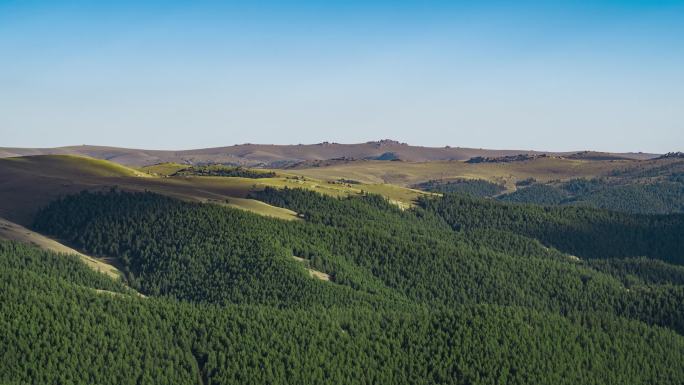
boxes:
[330,178,361,185]
[413,178,505,197]
[499,183,569,205]
[466,154,549,163]
[657,152,684,160]
[174,165,276,178]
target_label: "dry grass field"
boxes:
[285,157,641,191]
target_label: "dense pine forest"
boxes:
[2,187,684,383]
[499,178,684,213]
[419,193,684,264]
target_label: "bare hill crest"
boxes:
[0,140,659,167]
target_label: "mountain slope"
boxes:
[5,239,683,385]
[0,155,426,225]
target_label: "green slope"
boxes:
[2,240,684,384]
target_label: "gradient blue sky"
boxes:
[1,1,683,152]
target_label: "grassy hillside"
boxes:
[139,162,188,176]
[5,154,677,223]
[1,154,149,177]
[0,155,427,225]
[0,155,153,224]
[286,157,634,188]
[286,156,684,215]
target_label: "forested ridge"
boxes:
[498,172,684,214]
[2,187,684,383]
[419,193,684,264]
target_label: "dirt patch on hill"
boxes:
[292,256,331,281]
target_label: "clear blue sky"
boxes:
[1,0,682,152]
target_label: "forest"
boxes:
[497,159,684,214]
[419,193,684,264]
[2,187,684,383]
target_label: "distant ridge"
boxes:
[0,140,660,167]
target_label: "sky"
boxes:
[0,0,683,153]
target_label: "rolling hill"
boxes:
[284,156,653,188]
[0,140,659,167]
[0,155,427,225]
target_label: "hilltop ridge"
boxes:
[0,140,659,167]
